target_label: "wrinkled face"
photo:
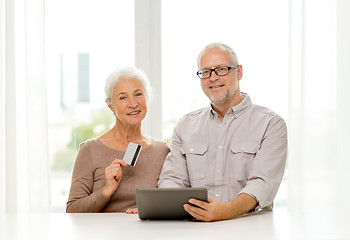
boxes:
[108,77,147,127]
[199,47,242,106]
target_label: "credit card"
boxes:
[122,142,142,166]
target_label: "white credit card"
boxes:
[122,142,142,166]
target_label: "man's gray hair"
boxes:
[197,42,239,68]
[104,66,152,104]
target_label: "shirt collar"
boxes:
[210,92,252,119]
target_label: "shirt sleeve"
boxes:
[238,116,288,209]
[158,120,191,188]
[66,142,110,213]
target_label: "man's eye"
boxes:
[120,96,126,100]
[135,93,142,97]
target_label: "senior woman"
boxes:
[66,66,169,213]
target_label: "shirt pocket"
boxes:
[181,143,207,181]
[229,142,260,181]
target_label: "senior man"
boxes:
[158,42,287,222]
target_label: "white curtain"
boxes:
[288,0,350,211]
[0,0,49,213]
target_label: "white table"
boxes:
[1,209,349,240]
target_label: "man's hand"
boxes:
[183,193,258,222]
[183,197,229,222]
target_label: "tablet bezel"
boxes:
[136,187,208,220]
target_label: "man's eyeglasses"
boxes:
[196,65,239,79]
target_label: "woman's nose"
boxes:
[128,97,138,107]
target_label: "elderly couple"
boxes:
[66,42,288,222]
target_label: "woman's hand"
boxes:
[125,208,138,214]
[102,159,127,199]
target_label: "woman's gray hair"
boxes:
[104,66,152,104]
[197,42,239,68]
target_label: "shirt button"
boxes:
[219,124,222,128]
[190,148,193,152]
[218,146,222,149]
[215,193,219,198]
[217,169,221,173]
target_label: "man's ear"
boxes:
[237,65,243,81]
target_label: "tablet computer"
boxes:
[135,188,208,220]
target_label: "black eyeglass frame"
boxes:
[196,65,240,79]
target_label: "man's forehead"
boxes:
[200,48,231,66]
[199,57,232,69]
[200,64,228,70]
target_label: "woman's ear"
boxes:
[105,99,114,113]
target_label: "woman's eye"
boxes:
[135,92,142,97]
[119,96,126,100]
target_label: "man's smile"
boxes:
[209,84,225,89]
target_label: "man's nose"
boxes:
[209,70,219,81]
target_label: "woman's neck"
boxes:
[99,121,152,151]
[112,122,143,143]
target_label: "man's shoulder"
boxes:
[250,104,285,121]
[174,107,211,139]
[180,107,211,121]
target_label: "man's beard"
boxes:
[207,91,230,105]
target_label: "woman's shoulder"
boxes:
[150,138,168,146]
[149,139,169,152]
[78,137,102,151]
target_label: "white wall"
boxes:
[336,0,350,208]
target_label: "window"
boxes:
[45,0,134,212]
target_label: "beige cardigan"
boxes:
[66,138,169,213]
